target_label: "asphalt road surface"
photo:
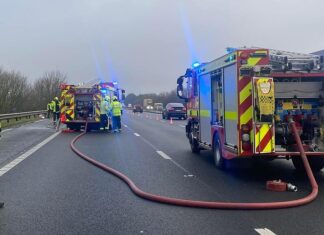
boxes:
[1,112,324,234]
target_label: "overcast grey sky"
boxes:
[1,0,323,94]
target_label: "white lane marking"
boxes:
[160,120,166,123]
[255,228,276,235]
[134,133,140,137]
[156,151,171,160]
[178,125,185,128]
[124,124,128,128]
[1,128,12,133]
[0,131,61,177]
[35,120,44,123]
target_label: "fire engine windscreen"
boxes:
[273,76,324,151]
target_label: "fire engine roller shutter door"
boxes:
[199,73,212,145]
[224,64,238,146]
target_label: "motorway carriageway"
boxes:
[0,112,324,234]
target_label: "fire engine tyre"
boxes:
[189,131,200,154]
[292,156,324,173]
[213,137,227,169]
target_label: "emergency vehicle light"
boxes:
[192,62,200,68]
[225,55,236,63]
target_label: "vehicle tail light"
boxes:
[168,108,174,111]
[241,124,251,151]
[182,107,186,111]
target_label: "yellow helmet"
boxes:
[54,97,59,101]
[113,96,118,101]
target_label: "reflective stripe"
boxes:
[200,109,210,117]
[225,111,237,121]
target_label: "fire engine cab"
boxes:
[177,48,324,172]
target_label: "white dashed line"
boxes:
[0,131,61,177]
[35,119,45,123]
[178,125,185,128]
[134,133,140,137]
[156,151,172,160]
[1,128,12,133]
[255,228,276,235]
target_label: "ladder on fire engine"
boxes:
[269,49,323,72]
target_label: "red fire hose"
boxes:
[70,121,318,209]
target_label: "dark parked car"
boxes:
[162,103,187,120]
[133,105,143,113]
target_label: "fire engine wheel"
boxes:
[189,131,200,154]
[292,156,324,173]
[213,137,227,169]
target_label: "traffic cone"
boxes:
[170,117,173,124]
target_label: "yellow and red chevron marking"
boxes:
[93,93,101,122]
[238,49,269,155]
[95,103,100,122]
[254,124,274,153]
[60,90,67,113]
[65,109,74,121]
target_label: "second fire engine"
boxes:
[60,80,125,131]
[177,47,324,172]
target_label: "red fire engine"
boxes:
[60,80,125,131]
[177,48,324,172]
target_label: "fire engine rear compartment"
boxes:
[66,94,100,131]
[273,75,324,153]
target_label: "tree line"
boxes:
[125,89,184,108]
[0,68,66,114]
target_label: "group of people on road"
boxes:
[47,97,61,126]
[100,95,123,133]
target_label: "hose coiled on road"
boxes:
[70,122,318,209]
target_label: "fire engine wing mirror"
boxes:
[177,76,188,101]
[122,89,126,100]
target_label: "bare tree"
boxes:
[0,69,28,113]
[0,69,67,114]
[31,70,67,110]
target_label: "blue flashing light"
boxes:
[226,47,237,53]
[101,89,107,94]
[192,62,200,68]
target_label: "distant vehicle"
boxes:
[146,105,154,110]
[143,98,153,110]
[154,103,163,111]
[127,104,132,109]
[133,105,143,113]
[162,103,187,120]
